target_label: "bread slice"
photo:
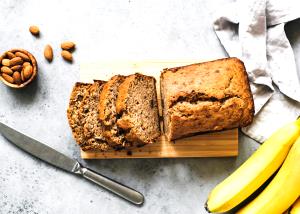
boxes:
[160,57,254,141]
[67,82,92,146]
[99,75,127,148]
[80,80,109,151]
[116,73,161,146]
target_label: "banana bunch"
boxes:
[206,118,300,213]
[237,136,300,213]
[290,197,300,214]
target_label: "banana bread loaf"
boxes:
[98,75,127,148]
[116,73,161,146]
[160,57,254,141]
[79,80,109,151]
[67,82,92,146]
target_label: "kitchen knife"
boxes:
[0,122,144,205]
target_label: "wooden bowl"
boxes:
[0,49,38,89]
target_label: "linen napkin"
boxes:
[214,0,300,143]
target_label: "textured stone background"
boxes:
[0,0,299,213]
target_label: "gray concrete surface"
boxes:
[0,0,299,213]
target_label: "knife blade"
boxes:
[0,122,78,172]
[0,122,144,205]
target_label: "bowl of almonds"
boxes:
[0,49,37,89]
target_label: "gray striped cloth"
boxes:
[214,0,300,142]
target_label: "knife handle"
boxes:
[80,167,144,205]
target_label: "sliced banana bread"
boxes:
[98,75,127,148]
[80,80,109,151]
[67,82,92,146]
[116,73,161,146]
[160,57,254,141]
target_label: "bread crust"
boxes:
[160,57,254,141]
[116,74,136,115]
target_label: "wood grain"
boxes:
[80,60,239,159]
[81,129,238,159]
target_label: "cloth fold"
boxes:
[214,0,300,143]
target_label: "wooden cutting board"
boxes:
[80,60,238,159]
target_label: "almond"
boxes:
[61,50,73,62]
[2,59,10,66]
[29,25,40,36]
[15,52,30,62]
[1,73,14,83]
[10,57,23,66]
[23,65,33,80]
[61,42,75,50]
[1,66,13,75]
[6,51,16,59]
[12,72,21,84]
[11,65,22,71]
[44,45,53,62]
[21,69,25,82]
[23,62,31,67]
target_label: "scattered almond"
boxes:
[12,72,22,84]
[23,65,33,79]
[44,45,53,62]
[15,52,30,62]
[10,57,23,66]
[1,73,14,84]
[11,65,22,71]
[29,25,40,36]
[61,42,75,50]
[61,50,72,62]
[6,51,15,59]
[1,66,13,75]
[2,59,10,67]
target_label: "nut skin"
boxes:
[23,65,33,79]
[23,62,30,67]
[15,52,30,62]
[6,51,16,59]
[10,57,23,66]
[1,66,13,75]
[21,69,25,82]
[11,65,22,71]
[29,25,40,36]
[1,73,14,84]
[61,41,75,50]
[2,59,10,67]
[61,50,73,62]
[44,45,53,62]
[12,72,22,84]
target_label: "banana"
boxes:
[237,136,300,214]
[290,197,300,214]
[206,118,300,213]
